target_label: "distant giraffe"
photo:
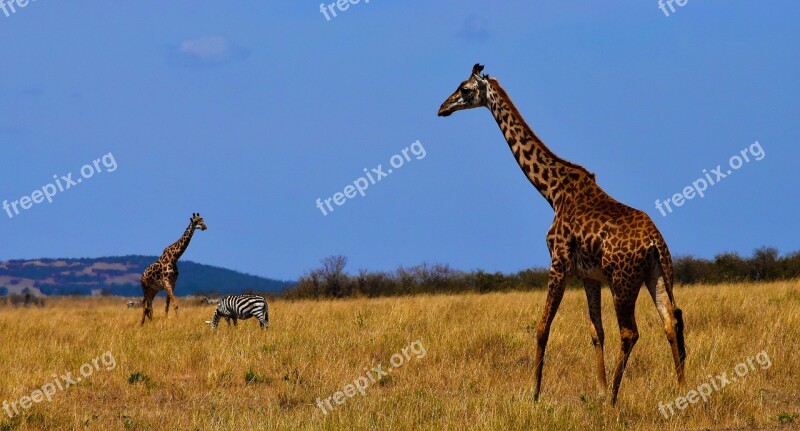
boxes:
[438,64,685,405]
[140,213,207,326]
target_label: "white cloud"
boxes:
[168,36,250,68]
[180,37,230,60]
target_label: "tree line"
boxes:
[285,248,800,299]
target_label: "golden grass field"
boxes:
[0,281,798,431]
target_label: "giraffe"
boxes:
[140,213,207,326]
[438,64,686,405]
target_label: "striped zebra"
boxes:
[205,295,269,330]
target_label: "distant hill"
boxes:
[0,256,294,297]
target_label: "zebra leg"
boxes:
[209,312,221,330]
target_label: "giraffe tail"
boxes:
[652,235,686,366]
[674,308,686,366]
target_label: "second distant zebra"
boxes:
[205,295,269,330]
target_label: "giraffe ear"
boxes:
[472,63,485,77]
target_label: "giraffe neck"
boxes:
[485,79,584,209]
[165,224,196,262]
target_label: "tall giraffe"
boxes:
[438,64,685,405]
[140,213,207,326]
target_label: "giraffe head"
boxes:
[191,213,208,231]
[438,63,490,117]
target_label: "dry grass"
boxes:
[0,281,799,430]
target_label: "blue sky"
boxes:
[0,1,797,280]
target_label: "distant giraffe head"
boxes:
[438,64,490,117]
[191,213,208,231]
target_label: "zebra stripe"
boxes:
[207,295,269,329]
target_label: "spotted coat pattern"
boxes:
[140,213,207,325]
[438,64,686,405]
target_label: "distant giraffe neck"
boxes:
[485,79,578,208]
[165,223,196,262]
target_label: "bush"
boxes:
[285,248,800,299]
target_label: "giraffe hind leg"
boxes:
[583,279,607,399]
[164,283,179,318]
[609,282,641,406]
[140,288,156,326]
[645,272,686,386]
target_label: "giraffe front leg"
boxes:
[164,282,179,318]
[532,262,567,402]
[584,279,607,399]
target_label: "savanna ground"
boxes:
[0,281,798,431]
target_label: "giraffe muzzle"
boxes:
[438,104,454,117]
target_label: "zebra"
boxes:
[205,295,269,330]
[200,296,221,305]
[127,299,144,308]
